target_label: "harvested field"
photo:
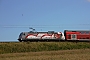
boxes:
[0,49,90,60]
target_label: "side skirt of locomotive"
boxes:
[18,39,65,42]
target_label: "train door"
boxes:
[71,34,77,40]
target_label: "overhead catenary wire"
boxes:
[0,24,90,28]
[0,24,90,29]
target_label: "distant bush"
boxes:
[0,42,90,54]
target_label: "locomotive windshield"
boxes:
[19,32,23,36]
[19,32,25,36]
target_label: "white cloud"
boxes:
[87,0,90,2]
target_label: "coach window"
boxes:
[86,37,89,39]
[80,31,84,34]
[68,34,71,39]
[86,32,89,34]
[71,34,76,39]
[80,32,82,34]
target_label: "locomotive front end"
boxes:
[18,32,27,42]
[18,32,23,42]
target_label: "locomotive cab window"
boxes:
[19,33,23,36]
[20,32,25,35]
[23,33,25,35]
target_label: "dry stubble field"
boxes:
[0,49,90,60]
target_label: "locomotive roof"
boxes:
[28,31,57,33]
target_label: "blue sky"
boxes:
[0,0,90,41]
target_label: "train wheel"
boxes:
[19,40,22,42]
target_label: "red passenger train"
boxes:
[64,30,90,41]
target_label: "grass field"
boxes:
[0,42,90,60]
[0,42,90,54]
[0,49,90,60]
